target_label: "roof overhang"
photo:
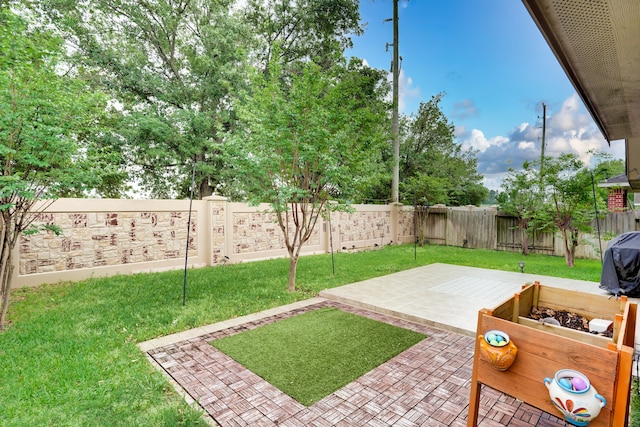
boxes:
[598,182,630,189]
[521,0,640,143]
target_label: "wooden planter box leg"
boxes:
[468,308,490,427]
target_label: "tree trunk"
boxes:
[288,254,298,292]
[0,223,15,330]
[199,178,213,198]
[569,229,578,267]
[521,229,529,256]
[561,228,575,267]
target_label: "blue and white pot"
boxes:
[543,369,606,426]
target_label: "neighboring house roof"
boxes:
[521,0,640,143]
[598,173,630,188]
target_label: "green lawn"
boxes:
[0,245,616,426]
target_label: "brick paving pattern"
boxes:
[148,301,567,426]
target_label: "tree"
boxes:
[399,93,487,206]
[41,0,249,198]
[496,164,541,255]
[593,156,625,179]
[243,0,362,73]
[226,57,388,291]
[41,0,363,199]
[484,189,498,205]
[0,7,108,328]
[536,154,607,267]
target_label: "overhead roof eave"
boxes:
[521,0,640,143]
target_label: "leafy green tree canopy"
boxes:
[537,154,607,267]
[499,153,609,267]
[41,0,250,198]
[244,0,362,72]
[0,6,109,328]
[39,0,365,199]
[225,55,389,291]
[399,93,487,206]
[497,163,544,255]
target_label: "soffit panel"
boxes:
[522,0,640,141]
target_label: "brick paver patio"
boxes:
[147,300,568,426]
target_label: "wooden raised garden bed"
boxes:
[468,282,636,427]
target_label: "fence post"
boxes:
[390,202,402,245]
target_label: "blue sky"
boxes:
[347,0,625,190]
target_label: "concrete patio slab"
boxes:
[319,263,612,336]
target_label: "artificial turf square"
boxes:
[210,307,426,406]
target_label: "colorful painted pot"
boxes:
[477,329,517,371]
[544,369,606,426]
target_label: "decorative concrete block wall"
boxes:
[232,211,286,253]
[209,196,227,265]
[14,198,403,287]
[334,208,393,249]
[13,199,208,288]
[19,210,196,276]
[398,207,417,244]
[224,201,324,262]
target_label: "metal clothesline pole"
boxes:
[183,160,196,306]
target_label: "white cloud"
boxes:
[456,93,624,191]
[517,141,536,151]
[550,94,590,132]
[459,128,508,153]
[386,68,420,113]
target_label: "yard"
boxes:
[0,244,635,426]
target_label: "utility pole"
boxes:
[390,0,400,204]
[539,103,546,190]
[540,102,546,172]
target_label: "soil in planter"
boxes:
[528,306,614,338]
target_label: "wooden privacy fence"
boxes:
[416,205,640,259]
[495,215,554,255]
[12,198,640,288]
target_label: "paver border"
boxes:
[140,299,565,426]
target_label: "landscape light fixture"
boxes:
[518,261,525,273]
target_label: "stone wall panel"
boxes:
[18,208,197,276]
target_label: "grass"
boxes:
[211,306,426,406]
[0,244,617,425]
[633,379,640,427]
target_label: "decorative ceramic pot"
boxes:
[477,329,517,371]
[544,369,606,426]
